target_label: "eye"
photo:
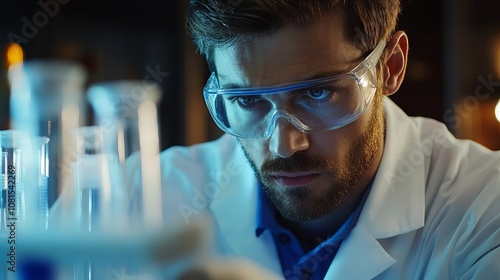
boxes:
[227,95,263,108]
[239,96,263,107]
[238,96,261,106]
[304,87,331,100]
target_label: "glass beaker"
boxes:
[87,81,162,162]
[0,132,53,280]
[87,81,163,230]
[8,60,88,210]
[0,130,30,231]
[0,131,52,280]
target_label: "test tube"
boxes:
[32,137,50,230]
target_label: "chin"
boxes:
[272,185,346,222]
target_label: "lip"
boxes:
[270,172,320,187]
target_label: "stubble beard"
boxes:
[241,94,385,222]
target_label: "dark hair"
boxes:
[186,0,401,70]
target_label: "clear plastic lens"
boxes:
[204,41,385,139]
[206,75,374,138]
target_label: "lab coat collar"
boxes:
[325,224,397,279]
[326,97,426,279]
[209,136,282,273]
[357,97,426,239]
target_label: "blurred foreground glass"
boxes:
[87,81,163,229]
[8,61,87,208]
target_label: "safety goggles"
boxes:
[203,41,386,139]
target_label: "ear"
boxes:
[382,31,409,96]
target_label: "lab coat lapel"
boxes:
[324,225,396,279]
[209,138,282,274]
[359,98,426,239]
[325,98,426,279]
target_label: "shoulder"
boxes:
[383,97,499,238]
[411,116,500,278]
[160,133,239,165]
[381,99,500,277]
[384,98,500,191]
[402,109,500,217]
[158,133,248,188]
[413,116,500,198]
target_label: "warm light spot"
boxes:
[495,99,500,123]
[6,43,23,67]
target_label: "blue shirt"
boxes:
[256,183,372,280]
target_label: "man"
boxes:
[164,0,500,279]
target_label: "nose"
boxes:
[269,117,310,158]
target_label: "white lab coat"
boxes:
[158,97,500,280]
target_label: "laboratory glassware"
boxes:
[8,60,88,209]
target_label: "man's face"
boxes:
[213,11,385,222]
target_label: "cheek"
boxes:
[310,129,358,158]
[239,139,269,166]
[309,118,369,161]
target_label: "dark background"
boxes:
[1,0,499,150]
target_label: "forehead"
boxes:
[213,10,363,88]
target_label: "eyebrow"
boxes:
[217,68,350,90]
[301,69,350,81]
[219,82,244,89]
[215,73,241,89]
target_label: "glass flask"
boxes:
[87,81,163,230]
